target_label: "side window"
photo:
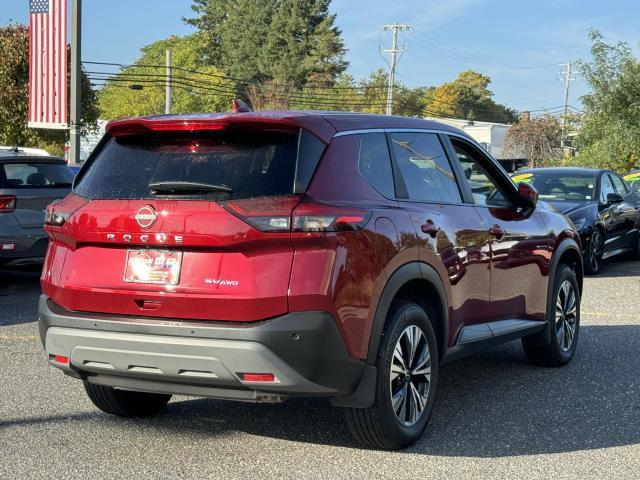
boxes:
[388,132,461,203]
[358,133,395,197]
[450,139,510,207]
[610,174,629,195]
[600,175,616,203]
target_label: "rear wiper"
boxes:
[148,181,233,194]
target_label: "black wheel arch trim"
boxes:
[365,261,449,365]
[526,235,583,347]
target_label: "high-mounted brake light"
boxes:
[0,195,16,213]
[107,119,229,137]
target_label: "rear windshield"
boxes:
[0,162,74,189]
[74,130,301,200]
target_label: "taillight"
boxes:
[44,194,89,227]
[223,195,370,233]
[292,200,370,232]
[223,195,303,232]
[0,195,16,213]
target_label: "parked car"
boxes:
[0,146,50,156]
[0,154,73,267]
[513,168,640,274]
[67,164,81,175]
[39,111,583,449]
[624,170,640,193]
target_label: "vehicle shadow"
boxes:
[3,326,639,457]
[595,256,640,278]
[0,267,42,326]
[141,324,640,456]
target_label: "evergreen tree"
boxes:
[186,0,347,89]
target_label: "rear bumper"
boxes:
[38,295,369,403]
[0,233,47,266]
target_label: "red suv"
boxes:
[39,111,583,449]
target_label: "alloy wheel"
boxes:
[390,325,431,427]
[555,280,578,352]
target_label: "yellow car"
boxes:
[623,170,640,193]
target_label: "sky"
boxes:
[3,0,640,113]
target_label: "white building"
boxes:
[80,120,107,162]
[424,117,526,171]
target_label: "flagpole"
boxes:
[69,0,82,164]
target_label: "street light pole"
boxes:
[69,0,82,164]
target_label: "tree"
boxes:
[573,30,640,172]
[185,0,347,91]
[503,116,563,167]
[0,24,98,153]
[98,34,234,120]
[424,70,517,123]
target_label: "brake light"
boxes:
[44,194,89,227]
[223,195,303,232]
[223,196,370,233]
[0,195,16,213]
[292,199,370,232]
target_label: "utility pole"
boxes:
[560,61,575,149]
[165,49,173,114]
[381,23,412,116]
[69,0,82,164]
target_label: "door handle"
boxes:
[488,224,505,240]
[421,219,440,238]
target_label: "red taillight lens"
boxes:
[223,195,370,233]
[52,355,69,364]
[292,200,370,232]
[223,195,303,232]
[240,373,276,382]
[0,195,16,213]
[44,194,89,227]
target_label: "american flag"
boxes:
[28,0,68,129]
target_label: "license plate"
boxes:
[124,250,182,285]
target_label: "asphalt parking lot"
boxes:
[1,260,639,479]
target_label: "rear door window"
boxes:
[610,174,629,195]
[358,132,395,197]
[74,130,300,200]
[1,162,73,188]
[389,132,461,203]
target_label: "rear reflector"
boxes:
[1,242,16,251]
[0,195,16,213]
[52,355,69,364]
[241,373,276,382]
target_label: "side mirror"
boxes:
[606,192,624,204]
[517,182,538,209]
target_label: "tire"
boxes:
[584,228,603,275]
[522,264,580,367]
[628,231,640,260]
[84,381,171,417]
[345,302,438,450]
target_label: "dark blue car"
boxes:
[513,167,640,274]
